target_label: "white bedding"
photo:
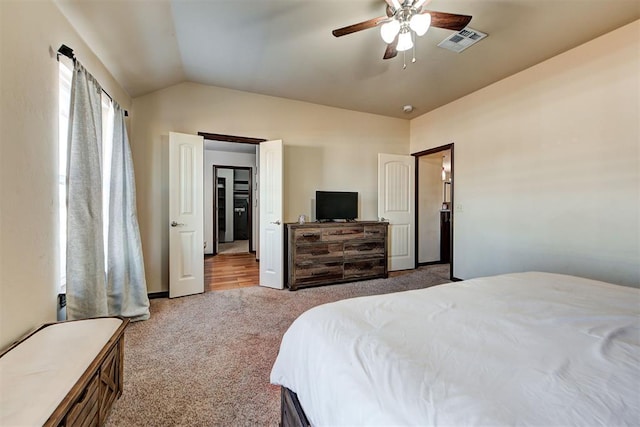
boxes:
[270,272,640,426]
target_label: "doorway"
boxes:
[213,166,252,254]
[201,133,262,291]
[414,144,454,280]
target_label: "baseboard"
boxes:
[148,291,169,299]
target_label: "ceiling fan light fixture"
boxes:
[380,20,401,43]
[396,30,413,51]
[410,13,431,36]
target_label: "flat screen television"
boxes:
[316,191,358,221]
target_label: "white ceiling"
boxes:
[54,0,639,119]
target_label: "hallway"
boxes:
[205,253,259,291]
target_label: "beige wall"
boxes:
[0,0,132,348]
[131,83,409,293]
[410,20,640,287]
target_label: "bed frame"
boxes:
[281,387,310,427]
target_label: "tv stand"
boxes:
[285,221,388,290]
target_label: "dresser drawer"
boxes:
[364,225,386,238]
[295,243,343,260]
[343,241,385,258]
[294,261,343,284]
[293,229,322,243]
[344,258,386,279]
[322,226,364,241]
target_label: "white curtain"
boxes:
[66,63,150,320]
[107,105,150,320]
[66,63,107,319]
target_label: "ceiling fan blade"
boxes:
[383,37,398,60]
[332,16,387,37]
[423,11,472,31]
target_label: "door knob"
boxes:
[270,220,281,225]
[171,221,185,227]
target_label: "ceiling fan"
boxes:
[332,0,472,60]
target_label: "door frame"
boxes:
[212,165,253,255]
[199,131,265,257]
[412,143,455,280]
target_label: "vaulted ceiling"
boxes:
[54,0,639,119]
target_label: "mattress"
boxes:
[270,272,640,426]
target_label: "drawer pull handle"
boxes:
[302,233,316,237]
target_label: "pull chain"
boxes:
[412,33,416,63]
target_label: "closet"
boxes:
[232,170,250,240]
[215,167,251,245]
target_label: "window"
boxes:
[58,61,115,293]
[58,61,71,293]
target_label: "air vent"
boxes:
[437,27,487,53]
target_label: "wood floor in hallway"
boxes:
[205,252,259,291]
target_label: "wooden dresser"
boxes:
[0,317,128,426]
[286,221,388,290]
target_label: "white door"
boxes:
[259,140,284,289]
[169,132,204,298]
[378,153,415,271]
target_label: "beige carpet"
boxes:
[106,265,451,426]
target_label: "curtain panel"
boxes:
[107,105,150,320]
[66,63,107,319]
[66,63,149,321]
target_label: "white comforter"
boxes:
[270,272,640,426]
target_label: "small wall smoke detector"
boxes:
[403,105,414,113]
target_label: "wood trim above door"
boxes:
[198,132,266,144]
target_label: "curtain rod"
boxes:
[57,44,129,117]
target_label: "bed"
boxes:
[270,272,640,426]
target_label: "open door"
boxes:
[259,140,284,289]
[378,153,415,271]
[169,132,204,298]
